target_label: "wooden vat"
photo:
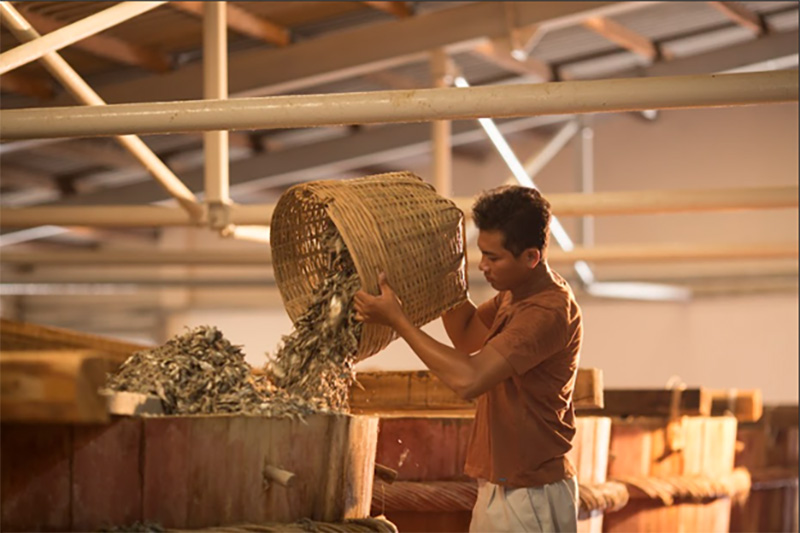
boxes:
[354,370,617,532]
[603,415,743,533]
[1,413,379,531]
[731,404,799,532]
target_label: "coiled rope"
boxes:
[371,479,629,515]
[613,467,752,506]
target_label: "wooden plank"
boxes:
[14,8,172,72]
[0,317,148,364]
[710,388,763,422]
[582,16,659,60]
[709,1,765,35]
[141,414,377,527]
[581,388,712,417]
[171,2,290,46]
[472,37,552,81]
[0,424,72,531]
[375,417,471,482]
[0,71,54,100]
[351,368,603,412]
[362,2,413,18]
[102,390,163,416]
[53,2,617,104]
[71,418,143,530]
[765,404,799,429]
[574,368,604,410]
[0,350,112,423]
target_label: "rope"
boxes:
[613,467,752,506]
[371,479,630,515]
[170,517,398,533]
[578,481,629,514]
[372,480,477,513]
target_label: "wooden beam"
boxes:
[710,389,763,422]
[0,317,147,363]
[0,350,112,423]
[13,8,172,73]
[583,16,659,61]
[763,405,799,429]
[33,141,140,169]
[581,388,713,417]
[364,70,423,90]
[0,71,53,100]
[472,37,552,81]
[0,164,56,191]
[170,2,290,46]
[362,2,413,18]
[40,1,623,104]
[708,1,765,35]
[348,368,603,413]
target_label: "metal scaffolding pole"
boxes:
[2,186,795,228]
[575,117,594,247]
[1,242,796,266]
[430,49,454,197]
[0,1,166,75]
[203,1,231,229]
[1,71,795,140]
[0,2,203,220]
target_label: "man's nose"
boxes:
[478,257,489,272]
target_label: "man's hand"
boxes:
[353,272,406,328]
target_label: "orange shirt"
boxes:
[464,266,583,488]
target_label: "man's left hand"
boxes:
[353,272,406,328]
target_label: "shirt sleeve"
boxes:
[476,293,502,329]
[485,305,566,375]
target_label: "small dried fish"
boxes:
[105,221,363,418]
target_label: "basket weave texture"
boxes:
[270,172,467,359]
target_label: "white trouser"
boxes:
[469,477,578,533]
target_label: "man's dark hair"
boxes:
[472,185,551,256]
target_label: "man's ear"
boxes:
[526,248,541,269]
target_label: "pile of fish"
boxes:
[105,224,363,417]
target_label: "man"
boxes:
[353,185,582,532]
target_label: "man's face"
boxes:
[476,229,536,291]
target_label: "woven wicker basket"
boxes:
[270,172,467,359]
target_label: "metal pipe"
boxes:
[519,120,580,180]
[203,1,230,229]
[0,2,203,220]
[1,71,795,140]
[2,186,794,228]
[576,118,594,247]
[465,119,580,243]
[453,185,799,217]
[2,242,795,266]
[0,1,166,75]
[430,49,453,197]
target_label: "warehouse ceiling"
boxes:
[0,1,798,336]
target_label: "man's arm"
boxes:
[442,300,490,354]
[354,273,514,400]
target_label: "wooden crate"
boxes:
[1,413,379,531]
[731,404,799,533]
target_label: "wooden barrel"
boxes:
[370,415,618,532]
[731,404,799,532]
[603,415,742,532]
[356,369,607,531]
[1,413,378,531]
[568,416,615,533]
